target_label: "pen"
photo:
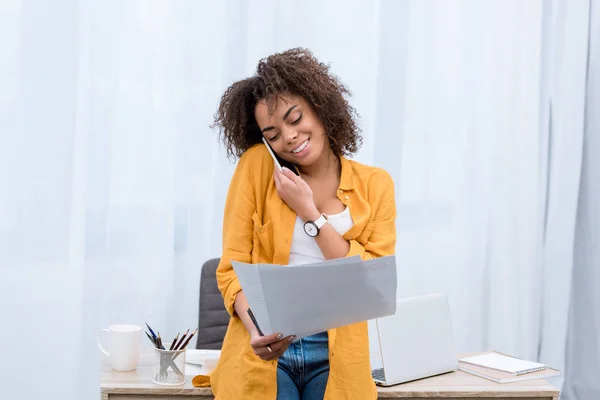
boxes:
[177,328,198,350]
[145,331,157,347]
[247,308,264,336]
[247,308,272,353]
[145,322,158,339]
[174,329,189,350]
[169,333,180,350]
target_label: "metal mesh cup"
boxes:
[152,344,186,385]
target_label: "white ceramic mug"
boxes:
[97,324,142,371]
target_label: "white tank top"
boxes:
[287,207,354,266]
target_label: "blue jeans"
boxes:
[277,332,329,400]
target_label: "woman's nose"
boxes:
[283,127,298,144]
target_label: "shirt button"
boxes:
[344,195,349,200]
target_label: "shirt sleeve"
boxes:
[345,171,396,260]
[215,153,256,316]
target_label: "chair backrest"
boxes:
[196,258,229,349]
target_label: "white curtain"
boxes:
[0,1,594,399]
[538,0,591,392]
[562,1,600,398]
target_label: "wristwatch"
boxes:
[303,214,328,237]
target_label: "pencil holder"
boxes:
[152,344,186,386]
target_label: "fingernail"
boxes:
[277,333,283,339]
[282,166,290,172]
[289,336,296,342]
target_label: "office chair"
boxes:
[196,258,229,349]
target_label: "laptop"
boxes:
[371,293,458,386]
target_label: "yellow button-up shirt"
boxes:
[193,144,396,399]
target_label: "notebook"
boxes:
[458,361,560,384]
[459,351,546,375]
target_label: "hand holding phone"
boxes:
[262,137,283,172]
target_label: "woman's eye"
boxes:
[268,133,280,141]
[291,114,303,125]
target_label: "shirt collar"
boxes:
[339,156,354,190]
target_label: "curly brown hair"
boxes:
[212,48,362,160]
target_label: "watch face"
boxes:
[304,222,318,237]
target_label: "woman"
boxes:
[196,48,396,400]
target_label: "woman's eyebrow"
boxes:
[261,104,298,133]
[282,105,298,121]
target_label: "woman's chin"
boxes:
[288,147,322,168]
[293,157,318,169]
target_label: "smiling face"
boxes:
[254,94,330,167]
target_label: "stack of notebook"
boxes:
[458,351,560,383]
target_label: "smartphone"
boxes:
[262,137,299,176]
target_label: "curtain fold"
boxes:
[562,1,600,398]
[538,2,590,391]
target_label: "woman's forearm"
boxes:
[300,208,350,260]
[233,290,260,336]
[314,223,350,259]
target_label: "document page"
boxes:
[232,255,397,339]
[231,260,272,334]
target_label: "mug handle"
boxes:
[97,329,110,357]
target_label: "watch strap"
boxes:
[314,214,327,229]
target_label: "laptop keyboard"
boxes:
[371,367,385,382]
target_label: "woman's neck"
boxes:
[298,147,340,182]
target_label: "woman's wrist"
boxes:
[299,204,321,222]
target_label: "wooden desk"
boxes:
[101,356,559,400]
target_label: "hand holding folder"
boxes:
[247,308,295,360]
